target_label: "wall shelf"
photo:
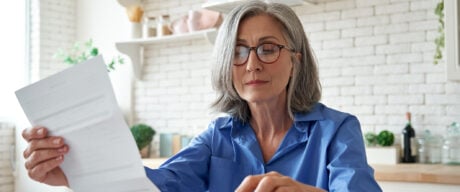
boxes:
[202,0,340,13]
[115,28,217,79]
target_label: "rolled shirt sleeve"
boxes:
[326,115,381,192]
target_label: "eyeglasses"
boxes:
[233,43,295,66]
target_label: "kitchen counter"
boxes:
[371,163,460,185]
[144,159,460,185]
[143,158,168,168]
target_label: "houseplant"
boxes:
[365,130,394,147]
[54,39,124,71]
[130,123,156,158]
[365,130,399,164]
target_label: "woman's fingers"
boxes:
[235,174,263,192]
[22,126,70,186]
[236,171,283,192]
[236,171,325,192]
[25,146,68,170]
[28,155,65,183]
[255,174,292,192]
[22,126,48,141]
[23,137,65,158]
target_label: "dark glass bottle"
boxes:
[401,112,416,163]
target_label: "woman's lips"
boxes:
[245,80,269,85]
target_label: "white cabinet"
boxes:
[445,0,460,81]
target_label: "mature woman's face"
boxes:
[232,14,293,104]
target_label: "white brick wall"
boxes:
[135,0,460,138]
[31,0,76,81]
[308,0,459,135]
[33,0,460,144]
[0,123,15,192]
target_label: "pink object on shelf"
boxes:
[169,9,222,35]
[170,15,189,34]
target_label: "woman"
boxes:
[22,1,381,191]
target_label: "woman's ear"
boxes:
[296,52,302,61]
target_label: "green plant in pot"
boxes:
[365,130,394,147]
[376,130,394,147]
[130,123,156,158]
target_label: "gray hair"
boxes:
[210,0,321,123]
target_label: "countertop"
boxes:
[143,158,168,168]
[371,163,460,185]
[143,159,460,185]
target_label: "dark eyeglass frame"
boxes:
[233,43,295,66]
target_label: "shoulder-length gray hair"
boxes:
[211,0,321,123]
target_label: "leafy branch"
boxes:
[365,130,394,147]
[434,0,444,64]
[54,39,124,71]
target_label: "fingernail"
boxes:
[56,155,63,161]
[53,138,61,145]
[58,146,67,153]
[37,128,44,135]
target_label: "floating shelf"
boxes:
[202,0,338,13]
[117,0,142,7]
[115,28,218,80]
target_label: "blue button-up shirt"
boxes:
[145,103,382,191]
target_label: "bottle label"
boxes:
[410,137,416,156]
[400,135,404,157]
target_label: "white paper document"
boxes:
[16,56,160,192]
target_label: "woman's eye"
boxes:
[235,47,248,57]
[259,45,276,55]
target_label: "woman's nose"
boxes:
[246,51,262,72]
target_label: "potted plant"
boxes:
[130,123,156,158]
[54,38,124,71]
[365,130,399,164]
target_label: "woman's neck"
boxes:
[247,91,292,162]
[248,91,292,139]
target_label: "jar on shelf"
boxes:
[442,122,460,165]
[426,135,443,164]
[417,137,427,163]
[157,14,172,37]
[442,136,460,165]
[143,16,157,38]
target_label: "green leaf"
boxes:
[433,0,444,65]
[54,38,125,71]
[84,39,93,48]
[118,56,125,64]
[364,132,377,147]
[64,56,74,64]
[435,0,444,16]
[377,130,394,146]
[108,60,115,71]
[90,48,99,56]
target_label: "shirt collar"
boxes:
[226,102,325,132]
[292,103,324,132]
[293,103,325,122]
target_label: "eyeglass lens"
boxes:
[234,43,282,65]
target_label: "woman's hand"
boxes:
[235,171,326,192]
[22,126,69,187]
